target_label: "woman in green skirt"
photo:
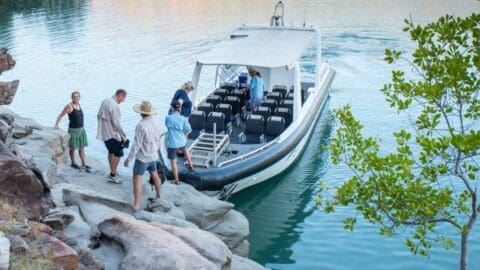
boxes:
[54,91,90,171]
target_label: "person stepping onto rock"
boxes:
[165,101,193,185]
[54,91,91,172]
[124,101,163,211]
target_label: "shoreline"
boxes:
[0,106,266,270]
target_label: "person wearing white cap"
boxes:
[124,101,163,210]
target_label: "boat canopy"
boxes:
[197,26,317,69]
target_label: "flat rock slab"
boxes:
[63,206,92,251]
[42,208,75,230]
[6,234,28,254]
[0,232,10,270]
[134,210,197,229]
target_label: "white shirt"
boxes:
[127,115,161,163]
[96,96,127,141]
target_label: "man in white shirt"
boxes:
[124,101,163,210]
[97,89,127,183]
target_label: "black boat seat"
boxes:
[189,111,206,130]
[206,95,222,107]
[272,85,287,98]
[206,112,225,133]
[262,99,277,113]
[224,96,241,115]
[220,82,236,92]
[279,100,293,111]
[274,107,292,127]
[215,103,232,123]
[253,106,271,125]
[197,102,213,116]
[265,116,286,136]
[214,88,228,99]
[245,114,264,135]
[266,92,283,103]
[231,89,246,106]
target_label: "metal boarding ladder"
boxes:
[189,124,230,168]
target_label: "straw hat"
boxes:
[134,101,155,115]
[248,66,258,74]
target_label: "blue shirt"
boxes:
[165,112,192,148]
[171,89,192,117]
[249,76,264,99]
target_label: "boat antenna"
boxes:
[303,0,309,27]
[270,1,285,27]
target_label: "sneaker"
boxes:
[107,174,123,184]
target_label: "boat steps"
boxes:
[189,132,230,168]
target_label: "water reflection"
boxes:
[0,1,90,49]
[230,109,333,266]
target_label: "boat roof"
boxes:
[197,26,317,69]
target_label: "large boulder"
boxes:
[0,232,9,270]
[231,255,266,270]
[98,215,224,270]
[0,80,19,105]
[150,222,232,269]
[209,209,250,256]
[162,183,234,229]
[0,141,47,220]
[29,233,79,270]
[0,48,15,73]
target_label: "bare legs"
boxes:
[108,153,120,175]
[170,158,179,184]
[70,148,87,167]
[184,148,193,169]
[132,171,162,210]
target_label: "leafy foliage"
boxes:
[319,13,480,269]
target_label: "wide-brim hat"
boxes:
[247,66,257,74]
[134,101,155,115]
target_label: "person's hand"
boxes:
[124,159,129,168]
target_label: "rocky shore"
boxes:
[0,49,266,270]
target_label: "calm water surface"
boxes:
[1,1,479,269]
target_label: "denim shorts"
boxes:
[133,160,157,176]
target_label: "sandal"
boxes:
[71,164,81,170]
[82,165,92,173]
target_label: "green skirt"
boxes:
[68,127,88,150]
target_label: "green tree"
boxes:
[318,13,480,270]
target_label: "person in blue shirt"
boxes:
[165,101,194,184]
[170,81,194,117]
[244,67,264,112]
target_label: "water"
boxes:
[1,1,479,269]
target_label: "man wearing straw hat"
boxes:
[124,101,163,210]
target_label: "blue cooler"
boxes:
[238,72,248,88]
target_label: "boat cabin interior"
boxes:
[185,65,314,168]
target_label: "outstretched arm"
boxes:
[54,104,73,129]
